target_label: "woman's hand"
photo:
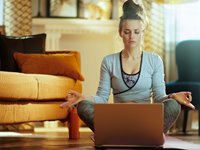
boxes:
[60,90,84,109]
[171,91,195,110]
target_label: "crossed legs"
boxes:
[77,99,181,133]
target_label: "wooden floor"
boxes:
[0,129,199,150]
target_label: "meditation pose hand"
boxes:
[168,91,195,110]
[60,90,85,109]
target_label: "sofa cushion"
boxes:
[0,33,46,72]
[0,71,38,100]
[13,52,84,81]
[31,74,77,100]
[0,102,70,124]
[0,71,79,100]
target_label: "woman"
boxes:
[60,0,195,133]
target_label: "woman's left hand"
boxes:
[170,92,195,110]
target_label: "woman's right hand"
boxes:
[60,90,84,108]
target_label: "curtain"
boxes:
[164,0,200,82]
[164,4,177,82]
[4,0,32,36]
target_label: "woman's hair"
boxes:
[119,0,148,33]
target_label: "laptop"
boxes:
[94,103,165,148]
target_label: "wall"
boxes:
[32,18,123,102]
[59,34,115,98]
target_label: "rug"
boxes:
[164,136,200,149]
[0,132,200,149]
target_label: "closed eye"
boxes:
[135,29,140,34]
[124,29,140,35]
[124,30,131,34]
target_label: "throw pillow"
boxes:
[13,52,84,81]
[0,33,46,72]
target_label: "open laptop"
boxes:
[94,103,165,148]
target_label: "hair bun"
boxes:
[122,0,143,19]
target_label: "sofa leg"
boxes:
[68,108,80,139]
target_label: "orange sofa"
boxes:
[0,50,83,139]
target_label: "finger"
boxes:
[60,101,76,109]
[183,101,195,110]
[186,91,191,94]
[184,94,192,102]
[68,92,78,99]
[187,103,195,110]
[65,94,70,100]
[66,90,74,97]
[188,94,192,102]
[60,102,73,112]
[68,90,78,95]
[65,98,78,106]
[59,102,70,108]
[183,91,191,94]
[67,93,76,99]
[69,99,79,106]
[67,95,72,99]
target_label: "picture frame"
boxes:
[46,0,78,18]
[78,0,112,20]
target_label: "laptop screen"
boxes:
[94,103,164,147]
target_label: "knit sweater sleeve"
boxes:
[152,54,167,102]
[93,56,111,103]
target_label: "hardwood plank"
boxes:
[0,130,200,149]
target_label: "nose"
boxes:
[129,32,135,39]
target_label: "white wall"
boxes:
[32,18,123,102]
[59,34,115,97]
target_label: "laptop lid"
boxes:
[94,103,164,148]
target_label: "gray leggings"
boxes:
[77,99,181,133]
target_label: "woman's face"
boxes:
[120,19,144,49]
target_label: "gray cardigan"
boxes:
[93,51,166,103]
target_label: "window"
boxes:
[163,0,200,81]
[164,0,200,43]
[175,1,200,41]
[0,0,3,25]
